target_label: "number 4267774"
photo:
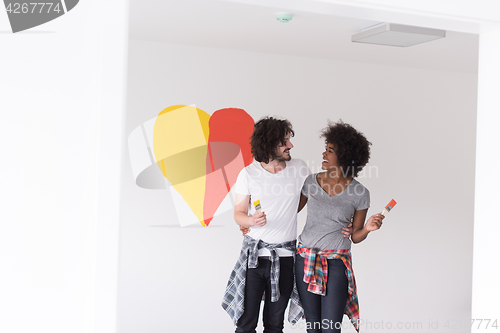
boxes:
[471,319,499,329]
[444,319,498,330]
[6,3,62,14]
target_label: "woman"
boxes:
[295,120,384,333]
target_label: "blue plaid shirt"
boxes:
[222,235,304,325]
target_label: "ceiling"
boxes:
[129,0,478,73]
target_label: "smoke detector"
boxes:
[276,12,293,23]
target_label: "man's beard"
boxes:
[276,149,291,161]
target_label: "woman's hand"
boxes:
[240,225,250,236]
[365,213,385,232]
[342,222,353,238]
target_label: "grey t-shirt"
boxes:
[298,173,370,251]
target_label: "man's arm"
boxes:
[234,193,267,228]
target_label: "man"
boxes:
[222,117,310,333]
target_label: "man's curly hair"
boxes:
[251,117,294,163]
[321,120,371,178]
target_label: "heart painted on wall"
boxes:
[152,105,254,227]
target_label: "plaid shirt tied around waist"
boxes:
[296,242,360,332]
[222,236,304,325]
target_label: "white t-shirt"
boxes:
[234,158,310,256]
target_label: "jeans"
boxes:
[295,255,348,333]
[235,257,294,333]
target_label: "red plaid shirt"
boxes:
[296,242,360,332]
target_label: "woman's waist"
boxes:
[297,233,351,252]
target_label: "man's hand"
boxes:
[239,211,266,236]
[342,222,353,238]
[252,211,267,227]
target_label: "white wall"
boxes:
[0,1,128,332]
[119,40,477,333]
[472,27,500,330]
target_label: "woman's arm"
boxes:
[298,194,308,212]
[351,209,384,243]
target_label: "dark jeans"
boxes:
[235,257,294,333]
[295,255,348,333]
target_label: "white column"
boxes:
[472,25,500,331]
[0,1,128,332]
[93,1,129,333]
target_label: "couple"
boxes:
[222,117,384,333]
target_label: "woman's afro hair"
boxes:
[321,120,371,178]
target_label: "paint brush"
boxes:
[253,199,262,213]
[381,199,397,216]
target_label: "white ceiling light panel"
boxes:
[352,23,446,47]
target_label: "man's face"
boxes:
[275,132,294,162]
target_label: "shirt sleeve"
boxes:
[298,159,312,185]
[356,185,370,211]
[234,168,250,195]
[301,174,311,198]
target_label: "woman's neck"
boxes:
[321,168,352,184]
